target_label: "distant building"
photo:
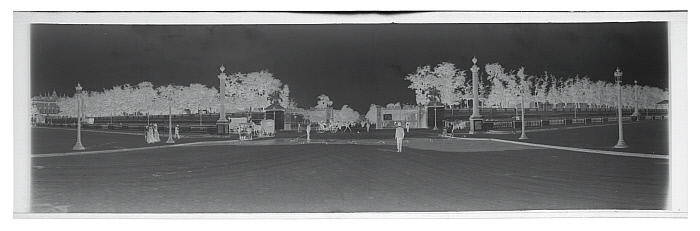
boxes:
[656,100,669,109]
[31,90,60,124]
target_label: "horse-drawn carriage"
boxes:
[315,121,355,133]
[316,121,338,133]
[237,122,255,140]
[260,119,275,137]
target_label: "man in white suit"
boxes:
[395,122,405,152]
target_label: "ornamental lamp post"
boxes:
[614,67,628,148]
[73,83,86,150]
[631,79,640,118]
[433,103,438,130]
[519,91,528,140]
[166,88,175,144]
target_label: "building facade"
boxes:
[31,90,60,124]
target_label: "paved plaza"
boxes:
[29,120,669,213]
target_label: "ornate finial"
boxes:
[470,56,480,72]
[220,64,225,73]
[76,83,82,91]
[634,79,637,84]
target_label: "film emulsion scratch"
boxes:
[29,22,670,214]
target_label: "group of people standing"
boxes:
[145,123,161,143]
[302,120,408,153]
[145,124,181,144]
[145,123,180,144]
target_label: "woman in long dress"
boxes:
[153,123,161,142]
[145,125,150,143]
[146,124,154,143]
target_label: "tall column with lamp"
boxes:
[469,56,483,134]
[519,91,528,140]
[216,65,230,135]
[631,79,640,118]
[614,67,628,148]
[166,86,175,143]
[73,83,86,150]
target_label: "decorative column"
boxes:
[376,105,382,129]
[166,95,175,143]
[469,56,483,134]
[73,83,85,150]
[614,67,628,148]
[216,65,230,135]
[631,79,640,117]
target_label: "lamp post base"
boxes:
[166,137,175,144]
[519,133,529,140]
[73,142,85,150]
[614,139,628,148]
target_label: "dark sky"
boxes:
[31,22,668,114]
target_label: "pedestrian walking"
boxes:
[366,122,370,132]
[306,124,311,142]
[174,124,180,139]
[406,121,410,132]
[395,122,405,152]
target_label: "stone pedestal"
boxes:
[469,117,483,134]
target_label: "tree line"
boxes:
[53,70,363,124]
[55,70,296,118]
[405,62,668,109]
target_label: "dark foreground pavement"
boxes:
[30,134,668,213]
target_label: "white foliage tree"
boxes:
[483,63,509,107]
[365,104,378,125]
[405,62,467,108]
[515,67,533,108]
[278,84,291,108]
[56,94,78,117]
[225,70,285,112]
[315,94,333,109]
[333,105,360,123]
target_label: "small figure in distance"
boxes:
[306,124,311,142]
[395,122,405,152]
